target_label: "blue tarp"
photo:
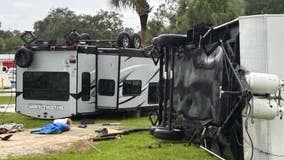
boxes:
[30,123,70,134]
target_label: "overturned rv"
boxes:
[15,31,159,119]
[149,15,284,160]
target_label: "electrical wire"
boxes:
[235,127,284,158]
[1,88,13,115]
[233,102,284,159]
[245,101,254,160]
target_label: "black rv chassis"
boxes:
[148,23,251,160]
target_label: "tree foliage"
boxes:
[111,0,151,45]
[147,0,284,39]
[145,4,175,42]
[1,1,284,53]
[34,8,131,43]
[0,24,22,54]
[111,0,151,15]
[245,0,284,15]
[169,0,244,33]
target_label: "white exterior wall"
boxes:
[240,15,284,160]
[16,50,78,119]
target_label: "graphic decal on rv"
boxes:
[119,68,159,98]
[136,101,146,108]
[119,65,159,88]
[119,64,148,87]
[28,104,64,111]
[145,69,159,84]
[120,64,147,73]
[88,101,96,104]
[119,69,159,104]
[124,56,132,62]
[119,70,135,88]
[119,87,147,105]
[90,80,96,97]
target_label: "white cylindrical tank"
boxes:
[246,72,281,94]
[249,97,279,120]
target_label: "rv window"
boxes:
[82,72,90,101]
[99,79,115,96]
[148,82,159,104]
[23,72,69,101]
[123,80,142,96]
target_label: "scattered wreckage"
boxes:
[149,15,284,160]
[0,123,24,141]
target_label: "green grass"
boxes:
[0,96,15,104]
[2,113,217,160]
[0,113,51,129]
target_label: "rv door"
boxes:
[97,53,119,109]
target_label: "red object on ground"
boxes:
[2,60,15,68]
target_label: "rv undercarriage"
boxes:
[149,16,284,160]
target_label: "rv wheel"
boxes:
[155,34,187,47]
[150,126,167,135]
[80,33,91,40]
[153,127,185,140]
[117,32,130,48]
[130,33,141,48]
[15,47,33,68]
[65,30,81,45]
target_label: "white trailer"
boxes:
[15,44,159,119]
[238,14,284,160]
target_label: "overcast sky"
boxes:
[0,0,163,32]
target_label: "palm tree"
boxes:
[111,0,152,45]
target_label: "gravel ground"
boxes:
[0,124,123,159]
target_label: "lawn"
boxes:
[1,113,217,160]
[0,96,15,104]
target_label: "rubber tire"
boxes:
[154,34,187,47]
[80,33,91,40]
[15,47,33,68]
[150,126,167,135]
[130,33,141,49]
[65,30,81,44]
[153,128,185,140]
[117,32,130,48]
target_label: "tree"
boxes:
[168,0,245,33]
[110,0,152,45]
[34,8,79,42]
[0,30,22,54]
[145,3,177,43]
[146,0,244,36]
[33,8,129,43]
[245,0,284,15]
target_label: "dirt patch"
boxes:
[0,124,123,159]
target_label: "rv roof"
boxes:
[29,44,152,58]
[214,14,284,30]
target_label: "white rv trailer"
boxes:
[215,14,284,160]
[238,15,284,160]
[15,44,159,119]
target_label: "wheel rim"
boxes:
[123,36,129,48]
[134,37,141,48]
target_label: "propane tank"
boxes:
[249,97,279,120]
[246,72,281,94]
